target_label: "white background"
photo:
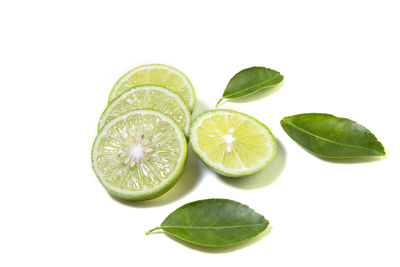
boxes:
[1,0,399,266]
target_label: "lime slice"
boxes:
[108,64,195,112]
[92,109,187,201]
[189,109,276,177]
[99,85,190,135]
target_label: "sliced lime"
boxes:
[99,85,190,135]
[189,109,276,177]
[92,109,187,201]
[108,64,195,112]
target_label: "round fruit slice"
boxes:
[92,109,187,201]
[189,109,276,177]
[108,64,195,112]
[98,85,190,135]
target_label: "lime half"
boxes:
[108,64,195,112]
[98,85,190,135]
[189,109,276,177]
[92,109,187,200]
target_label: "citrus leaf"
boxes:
[146,199,269,247]
[216,67,283,106]
[281,113,385,158]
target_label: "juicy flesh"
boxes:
[102,88,188,132]
[113,67,191,107]
[195,113,272,170]
[96,113,182,191]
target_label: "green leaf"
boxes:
[281,113,385,158]
[216,66,283,106]
[146,198,269,247]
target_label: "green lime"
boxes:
[108,64,195,112]
[189,109,276,177]
[99,85,190,136]
[92,109,187,201]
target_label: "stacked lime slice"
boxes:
[92,64,194,201]
[92,110,187,200]
[108,64,196,112]
[98,85,191,135]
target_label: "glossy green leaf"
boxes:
[216,66,283,106]
[146,198,269,247]
[281,113,385,158]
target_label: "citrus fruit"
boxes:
[108,64,195,112]
[98,85,190,136]
[189,109,276,177]
[92,109,187,201]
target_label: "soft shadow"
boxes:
[317,153,388,164]
[219,81,284,107]
[192,98,211,118]
[159,224,272,253]
[109,146,202,208]
[218,138,286,190]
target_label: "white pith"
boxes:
[224,127,236,153]
[118,136,153,168]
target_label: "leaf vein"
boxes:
[162,223,267,230]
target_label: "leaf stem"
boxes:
[216,98,224,107]
[145,226,161,235]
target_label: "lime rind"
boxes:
[189,109,276,177]
[98,85,191,136]
[108,64,196,112]
[92,109,187,201]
